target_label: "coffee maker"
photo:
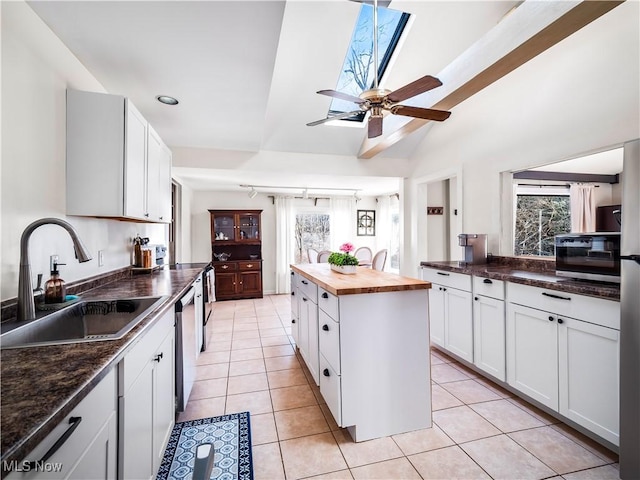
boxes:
[458,234,488,264]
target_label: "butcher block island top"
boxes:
[290,263,431,295]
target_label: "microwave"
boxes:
[555,233,621,283]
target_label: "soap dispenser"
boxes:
[44,261,67,304]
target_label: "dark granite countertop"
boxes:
[0,266,205,470]
[420,258,620,301]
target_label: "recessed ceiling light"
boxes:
[156,95,179,105]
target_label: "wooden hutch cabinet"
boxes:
[209,210,263,300]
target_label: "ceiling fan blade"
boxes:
[317,89,366,104]
[386,75,443,103]
[390,105,451,122]
[306,110,363,127]
[368,115,383,138]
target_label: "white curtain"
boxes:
[274,195,294,293]
[570,184,596,232]
[376,195,391,253]
[329,196,356,250]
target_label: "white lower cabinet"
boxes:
[7,370,118,480]
[290,272,299,345]
[506,303,559,410]
[507,283,620,446]
[298,292,319,385]
[118,311,175,479]
[473,294,506,381]
[558,317,619,445]
[421,268,473,361]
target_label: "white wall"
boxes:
[1,2,167,301]
[404,1,639,273]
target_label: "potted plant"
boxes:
[327,243,359,274]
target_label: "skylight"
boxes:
[329,3,410,123]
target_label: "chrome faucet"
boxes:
[18,218,92,321]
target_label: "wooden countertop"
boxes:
[291,263,431,295]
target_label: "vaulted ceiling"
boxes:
[26,1,621,194]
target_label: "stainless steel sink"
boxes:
[0,296,168,349]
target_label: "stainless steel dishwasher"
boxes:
[175,284,197,412]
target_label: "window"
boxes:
[329,4,410,123]
[514,185,570,256]
[294,213,331,263]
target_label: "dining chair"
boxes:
[317,250,331,263]
[307,248,319,263]
[354,246,373,265]
[371,249,388,271]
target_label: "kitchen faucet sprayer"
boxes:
[18,218,92,321]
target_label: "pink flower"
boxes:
[339,242,354,253]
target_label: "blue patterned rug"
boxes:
[156,412,253,480]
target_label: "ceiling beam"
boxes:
[358,0,624,159]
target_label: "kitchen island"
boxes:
[290,264,432,442]
[0,265,205,475]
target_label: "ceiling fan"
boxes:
[307,0,451,139]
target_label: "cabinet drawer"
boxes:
[238,261,261,271]
[421,268,471,291]
[473,276,505,300]
[319,310,340,374]
[318,288,339,321]
[298,276,318,303]
[507,282,620,330]
[319,354,342,426]
[119,310,174,395]
[214,262,237,272]
[8,369,117,479]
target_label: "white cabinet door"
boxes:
[290,289,299,345]
[428,285,445,347]
[307,302,320,386]
[298,295,311,366]
[559,317,620,445]
[68,413,117,480]
[153,329,176,473]
[506,303,559,410]
[123,100,148,220]
[146,124,172,223]
[444,287,473,362]
[121,361,154,480]
[473,295,506,381]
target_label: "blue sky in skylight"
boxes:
[329,3,408,118]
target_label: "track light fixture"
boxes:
[240,184,360,198]
[248,187,258,199]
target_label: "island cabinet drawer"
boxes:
[319,310,340,374]
[298,276,318,303]
[507,282,620,330]
[319,354,342,426]
[421,268,471,291]
[215,262,237,272]
[318,288,339,321]
[119,310,174,395]
[238,261,261,271]
[473,276,505,300]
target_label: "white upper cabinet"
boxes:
[66,89,171,223]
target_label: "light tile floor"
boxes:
[178,295,620,480]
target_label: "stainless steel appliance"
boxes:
[175,284,197,412]
[620,139,640,479]
[555,233,621,283]
[149,244,168,266]
[201,265,214,352]
[458,234,488,264]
